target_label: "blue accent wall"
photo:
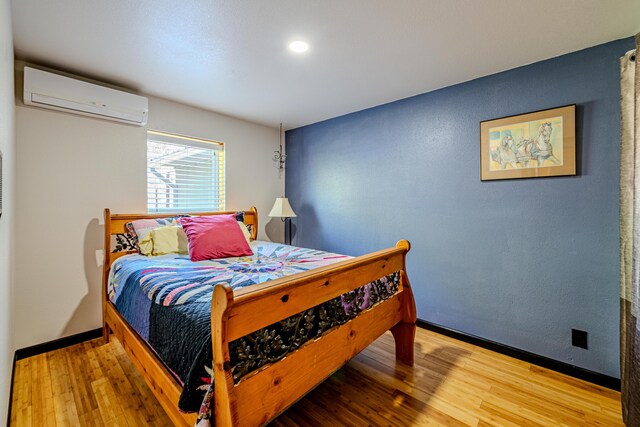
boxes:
[285,37,635,377]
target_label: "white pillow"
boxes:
[237,221,252,243]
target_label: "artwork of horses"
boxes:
[480,105,575,180]
[489,118,562,170]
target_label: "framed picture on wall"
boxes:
[480,105,576,181]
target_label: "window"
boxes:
[147,130,225,213]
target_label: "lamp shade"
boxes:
[268,197,297,218]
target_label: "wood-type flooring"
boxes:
[10,328,622,426]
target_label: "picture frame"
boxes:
[480,105,576,181]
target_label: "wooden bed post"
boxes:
[249,206,258,240]
[212,283,237,426]
[102,208,112,344]
[390,240,416,366]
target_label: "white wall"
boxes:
[14,68,284,349]
[0,0,15,421]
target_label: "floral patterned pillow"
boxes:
[110,232,138,253]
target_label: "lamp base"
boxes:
[282,217,292,245]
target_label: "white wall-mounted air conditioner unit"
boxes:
[23,66,148,126]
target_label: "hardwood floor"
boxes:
[10,328,622,426]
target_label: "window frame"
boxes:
[146,130,225,213]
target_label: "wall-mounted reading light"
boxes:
[273,123,287,170]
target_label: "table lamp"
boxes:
[268,197,296,245]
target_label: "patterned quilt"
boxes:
[108,240,399,422]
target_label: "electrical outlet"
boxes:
[572,329,588,349]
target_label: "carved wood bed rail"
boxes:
[102,207,416,426]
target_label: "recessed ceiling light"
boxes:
[288,41,309,53]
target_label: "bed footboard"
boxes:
[211,240,415,426]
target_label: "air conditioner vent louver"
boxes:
[23,67,148,126]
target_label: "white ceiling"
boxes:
[11,0,640,130]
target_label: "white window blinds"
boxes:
[147,130,225,213]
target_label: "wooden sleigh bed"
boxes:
[102,207,416,426]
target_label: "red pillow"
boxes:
[180,214,253,261]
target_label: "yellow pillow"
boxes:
[139,225,189,256]
[138,232,154,255]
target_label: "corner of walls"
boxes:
[1,0,15,422]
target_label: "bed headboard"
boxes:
[102,207,259,269]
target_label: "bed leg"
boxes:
[391,269,416,366]
[391,321,415,365]
[103,323,110,344]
